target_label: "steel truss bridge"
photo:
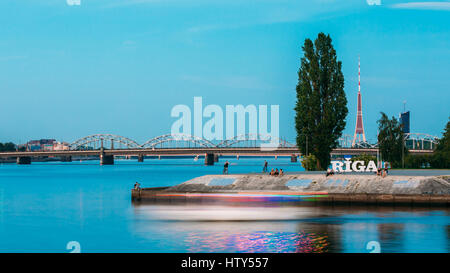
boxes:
[0,133,438,165]
[68,133,297,150]
[68,133,439,150]
[338,133,439,150]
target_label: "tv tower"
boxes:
[352,56,366,146]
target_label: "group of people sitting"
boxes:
[269,168,284,176]
[262,160,284,176]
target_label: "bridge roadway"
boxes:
[0,147,434,165]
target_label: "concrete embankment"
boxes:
[132,173,450,206]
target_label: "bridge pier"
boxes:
[291,154,297,163]
[138,155,144,162]
[100,154,114,165]
[61,156,72,162]
[17,156,31,165]
[205,153,215,166]
[214,154,219,162]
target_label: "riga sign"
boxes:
[331,160,377,173]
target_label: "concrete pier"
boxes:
[60,156,72,162]
[290,154,297,162]
[132,173,450,206]
[100,154,114,165]
[204,153,215,165]
[16,156,31,165]
[138,155,144,162]
[214,154,219,163]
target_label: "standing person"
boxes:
[223,161,229,175]
[263,160,268,173]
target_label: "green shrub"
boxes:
[430,152,450,169]
[301,154,319,171]
[404,154,433,169]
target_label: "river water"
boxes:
[0,157,448,253]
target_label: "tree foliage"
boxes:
[295,33,348,170]
[301,154,319,171]
[404,154,433,169]
[0,142,16,152]
[377,112,407,167]
[351,154,377,166]
[432,118,450,168]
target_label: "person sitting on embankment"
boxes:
[326,168,334,177]
[269,169,275,176]
[274,168,279,176]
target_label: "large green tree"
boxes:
[377,112,407,167]
[433,118,450,168]
[295,33,348,170]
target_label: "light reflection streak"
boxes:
[153,191,328,203]
[135,205,321,221]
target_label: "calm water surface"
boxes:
[0,157,448,253]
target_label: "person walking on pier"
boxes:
[263,160,268,173]
[223,161,229,175]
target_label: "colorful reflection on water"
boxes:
[184,231,329,253]
[132,203,450,253]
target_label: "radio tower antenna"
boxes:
[352,55,366,147]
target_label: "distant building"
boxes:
[42,144,54,151]
[53,142,70,151]
[399,111,410,134]
[26,139,57,151]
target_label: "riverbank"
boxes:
[132,172,450,206]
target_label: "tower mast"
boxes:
[352,56,366,147]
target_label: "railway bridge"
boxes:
[0,133,437,165]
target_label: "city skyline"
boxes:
[0,0,449,143]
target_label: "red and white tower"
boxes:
[352,56,366,146]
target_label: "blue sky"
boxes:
[0,0,449,144]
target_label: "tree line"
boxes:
[0,142,17,152]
